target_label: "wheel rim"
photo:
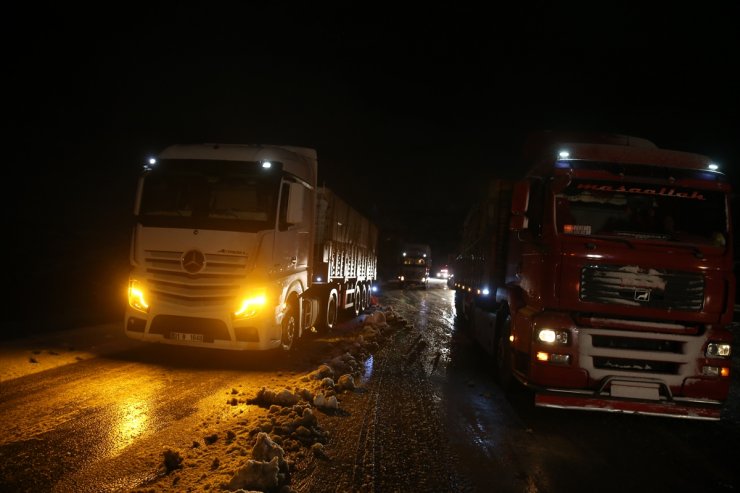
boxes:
[282,309,296,350]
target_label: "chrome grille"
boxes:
[580,265,704,311]
[144,250,247,306]
[581,326,700,380]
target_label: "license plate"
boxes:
[170,332,204,343]
[611,381,660,400]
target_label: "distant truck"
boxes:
[453,132,735,420]
[398,243,431,288]
[125,143,377,352]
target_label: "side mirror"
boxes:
[510,180,530,231]
[550,174,572,193]
[510,214,528,231]
[286,183,305,224]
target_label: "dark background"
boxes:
[6,4,739,334]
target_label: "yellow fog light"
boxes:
[128,279,149,313]
[234,294,267,319]
[702,366,730,377]
[536,352,571,365]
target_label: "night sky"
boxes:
[7,4,739,330]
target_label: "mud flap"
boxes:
[302,297,319,332]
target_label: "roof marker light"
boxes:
[144,157,157,171]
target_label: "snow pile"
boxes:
[141,305,410,492]
[247,387,301,407]
[227,432,287,491]
[312,393,339,410]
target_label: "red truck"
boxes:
[453,131,735,420]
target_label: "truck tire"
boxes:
[280,303,299,352]
[353,282,362,317]
[356,284,364,313]
[454,290,468,324]
[495,314,513,390]
[359,284,367,312]
[325,290,339,331]
[460,292,474,326]
[312,289,338,335]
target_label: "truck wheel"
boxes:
[353,282,362,317]
[280,303,299,351]
[359,284,367,312]
[324,290,338,331]
[454,290,465,318]
[495,314,513,390]
[356,284,364,313]
[313,289,339,335]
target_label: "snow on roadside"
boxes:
[129,306,409,493]
[0,322,139,383]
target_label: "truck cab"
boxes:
[398,243,431,289]
[455,132,735,420]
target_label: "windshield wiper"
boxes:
[583,235,636,250]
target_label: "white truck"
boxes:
[397,242,432,289]
[125,143,377,352]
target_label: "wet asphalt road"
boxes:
[1,278,738,492]
[0,345,295,492]
[298,279,740,492]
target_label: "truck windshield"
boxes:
[137,159,280,232]
[554,179,728,247]
[403,257,427,266]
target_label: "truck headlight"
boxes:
[537,328,569,345]
[234,293,267,319]
[127,279,150,313]
[706,342,731,358]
